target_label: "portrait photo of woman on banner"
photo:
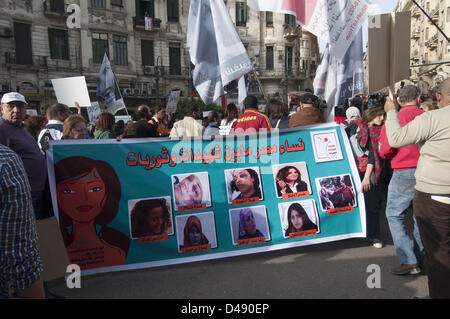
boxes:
[229,206,271,245]
[175,212,217,253]
[54,156,130,270]
[272,162,311,198]
[172,172,212,211]
[278,199,319,238]
[225,167,264,203]
[129,196,173,239]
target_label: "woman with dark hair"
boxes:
[231,168,262,200]
[346,106,386,248]
[131,198,171,238]
[94,112,115,139]
[267,99,290,129]
[285,203,317,237]
[219,103,239,135]
[182,215,209,248]
[275,166,308,196]
[55,156,129,269]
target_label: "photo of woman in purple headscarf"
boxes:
[228,206,271,245]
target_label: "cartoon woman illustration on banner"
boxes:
[55,156,130,270]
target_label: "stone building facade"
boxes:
[0,0,319,114]
[396,0,450,92]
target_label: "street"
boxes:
[47,200,429,299]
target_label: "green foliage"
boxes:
[174,97,224,119]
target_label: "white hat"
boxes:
[1,92,28,105]
[345,106,361,120]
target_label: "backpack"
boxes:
[346,122,369,172]
[38,123,63,149]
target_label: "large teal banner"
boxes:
[47,123,365,275]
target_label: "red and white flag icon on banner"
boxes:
[247,0,372,60]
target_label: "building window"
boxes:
[169,45,181,75]
[447,7,450,22]
[113,35,128,65]
[167,0,179,22]
[141,40,154,66]
[266,12,273,27]
[137,0,155,18]
[285,14,296,27]
[236,2,247,27]
[111,0,122,6]
[92,32,108,64]
[266,46,274,70]
[285,46,293,74]
[14,22,33,65]
[48,28,69,60]
[91,0,106,8]
[47,0,65,13]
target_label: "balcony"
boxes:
[133,17,161,31]
[5,52,48,68]
[425,34,438,50]
[411,29,420,39]
[283,24,302,42]
[429,8,439,22]
[412,8,421,18]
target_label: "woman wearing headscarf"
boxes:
[183,215,209,248]
[238,208,264,240]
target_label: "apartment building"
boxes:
[396,0,450,92]
[0,0,319,114]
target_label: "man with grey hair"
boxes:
[379,85,425,276]
[384,78,450,298]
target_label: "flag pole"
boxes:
[252,68,269,105]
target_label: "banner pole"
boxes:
[252,68,268,105]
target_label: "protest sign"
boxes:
[51,76,91,107]
[87,102,102,124]
[47,123,365,276]
[166,90,181,114]
[368,12,411,93]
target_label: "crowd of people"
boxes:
[1,76,449,299]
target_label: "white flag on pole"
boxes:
[314,29,364,122]
[248,0,374,59]
[187,0,253,104]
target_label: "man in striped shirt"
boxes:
[0,144,44,298]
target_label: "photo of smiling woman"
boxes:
[225,167,264,203]
[54,156,130,270]
[272,162,311,198]
[129,197,173,239]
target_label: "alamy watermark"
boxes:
[66,264,81,289]
[366,264,381,289]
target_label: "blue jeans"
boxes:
[386,169,424,265]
